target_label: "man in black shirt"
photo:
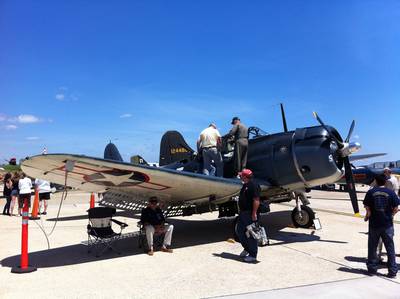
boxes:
[140,197,174,256]
[363,174,399,278]
[236,169,260,262]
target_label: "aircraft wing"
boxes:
[21,154,243,205]
[349,153,386,162]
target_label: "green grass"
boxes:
[1,164,21,173]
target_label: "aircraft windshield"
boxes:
[248,126,268,139]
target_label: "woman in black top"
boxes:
[3,173,12,215]
[10,172,20,216]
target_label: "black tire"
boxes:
[233,216,240,242]
[291,205,315,228]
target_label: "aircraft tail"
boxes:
[130,155,149,166]
[104,142,123,162]
[159,131,194,166]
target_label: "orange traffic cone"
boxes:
[30,189,40,220]
[89,193,95,209]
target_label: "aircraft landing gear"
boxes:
[291,195,315,228]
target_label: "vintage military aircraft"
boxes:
[21,105,362,229]
[336,164,399,190]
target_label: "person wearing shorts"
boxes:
[35,178,51,215]
[18,173,32,211]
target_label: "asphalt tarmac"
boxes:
[1,187,400,298]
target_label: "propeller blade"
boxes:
[345,120,355,143]
[343,156,360,215]
[312,112,343,146]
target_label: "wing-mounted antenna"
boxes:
[280,103,288,132]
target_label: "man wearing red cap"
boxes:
[236,168,260,262]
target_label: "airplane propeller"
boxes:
[345,120,355,143]
[313,112,360,216]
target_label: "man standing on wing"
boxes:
[197,123,224,177]
[226,117,248,177]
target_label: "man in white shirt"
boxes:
[18,172,32,212]
[197,123,224,177]
[35,178,51,215]
[375,168,400,261]
[384,168,399,195]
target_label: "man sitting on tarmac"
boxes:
[140,197,174,256]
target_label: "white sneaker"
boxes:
[243,256,257,263]
[239,250,249,257]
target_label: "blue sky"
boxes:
[0,1,399,164]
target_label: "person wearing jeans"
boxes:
[236,169,260,263]
[2,173,12,215]
[198,123,224,177]
[364,174,399,278]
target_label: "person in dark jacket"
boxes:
[140,197,174,256]
[364,174,399,278]
[10,172,20,216]
[236,169,260,263]
[226,117,248,176]
[3,173,12,215]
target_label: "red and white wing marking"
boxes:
[22,154,242,204]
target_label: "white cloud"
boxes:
[10,114,41,124]
[55,87,79,101]
[70,94,79,101]
[120,113,132,118]
[5,124,17,130]
[5,114,49,125]
[55,93,65,101]
[26,136,39,140]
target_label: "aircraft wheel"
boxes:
[291,205,315,228]
[233,216,240,242]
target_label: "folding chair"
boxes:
[87,207,128,257]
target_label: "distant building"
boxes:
[367,160,400,169]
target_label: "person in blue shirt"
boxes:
[363,174,399,278]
